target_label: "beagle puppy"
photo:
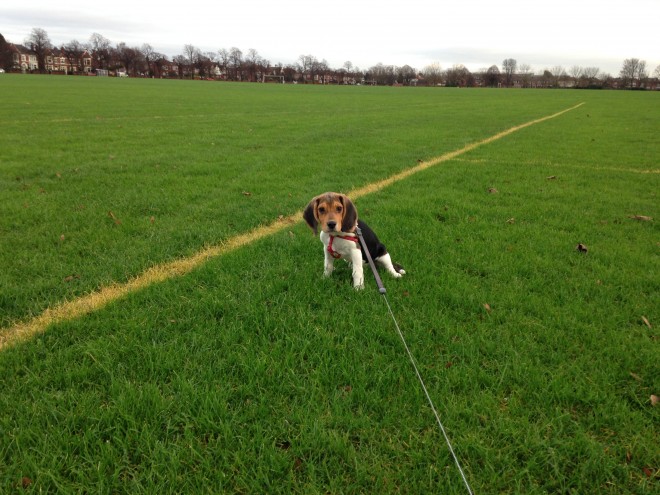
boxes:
[303,192,405,290]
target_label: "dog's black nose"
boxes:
[327,221,337,230]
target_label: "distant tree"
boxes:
[502,58,517,87]
[281,64,297,83]
[444,64,471,87]
[217,48,230,78]
[581,67,600,88]
[422,62,443,86]
[569,65,582,83]
[141,44,163,77]
[183,44,201,79]
[550,66,565,87]
[366,63,397,85]
[297,54,317,83]
[0,33,13,71]
[88,33,112,70]
[61,40,85,74]
[316,58,331,83]
[25,28,51,73]
[116,43,144,76]
[172,54,187,78]
[620,58,647,88]
[484,65,500,87]
[244,48,262,81]
[518,63,533,87]
[397,64,417,85]
[655,65,660,78]
[229,47,243,80]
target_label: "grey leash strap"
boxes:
[356,227,474,495]
[355,227,387,294]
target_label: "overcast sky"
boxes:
[1,0,658,75]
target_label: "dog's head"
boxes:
[303,192,358,235]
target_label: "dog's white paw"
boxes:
[354,283,364,290]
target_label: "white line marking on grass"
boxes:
[0,102,584,350]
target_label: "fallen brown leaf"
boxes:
[629,372,643,382]
[483,303,492,313]
[629,215,652,221]
[506,217,515,224]
[651,395,659,406]
[108,211,121,225]
[546,175,557,180]
[488,187,499,194]
[576,243,588,253]
[242,191,252,196]
[21,477,32,489]
[642,316,652,329]
[642,466,654,478]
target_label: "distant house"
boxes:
[44,48,92,74]
[8,43,92,73]
[9,44,38,71]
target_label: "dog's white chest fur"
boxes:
[320,232,360,258]
[320,232,365,288]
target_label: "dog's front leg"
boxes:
[323,249,335,277]
[349,248,364,290]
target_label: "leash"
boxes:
[355,227,474,495]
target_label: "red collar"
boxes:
[327,234,359,259]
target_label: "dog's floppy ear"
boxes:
[303,197,319,235]
[339,194,358,232]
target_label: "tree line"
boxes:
[2,28,659,89]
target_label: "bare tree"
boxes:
[620,58,647,88]
[116,43,144,75]
[229,47,243,80]
[244,48,261,81]
[366,63,397,85]
[502,58,517,87]
[173,55,187,78]
[61,39,85,74]
[397,65,417,85]
[141,43,162,77]
[422,62,443,86]
[88,33,112,70]
[25,28,51,73]
[484,65,500,87]
[518,63,533,88]
[0,33,13,71]
[569,65,582,82]
[581,67,600,88]
[297,54,317,83]
[183,44,201,79]
[550,66,565,87]
[445,64,471,87]
[217,48,230,79]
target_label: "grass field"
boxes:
[0,75,658,493]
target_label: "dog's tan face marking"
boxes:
[315,196,345,233]
[303,192,358,235]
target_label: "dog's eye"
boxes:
[318,207,326,214]
[336,206,343,213]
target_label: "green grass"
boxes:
[1,75,658,493]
